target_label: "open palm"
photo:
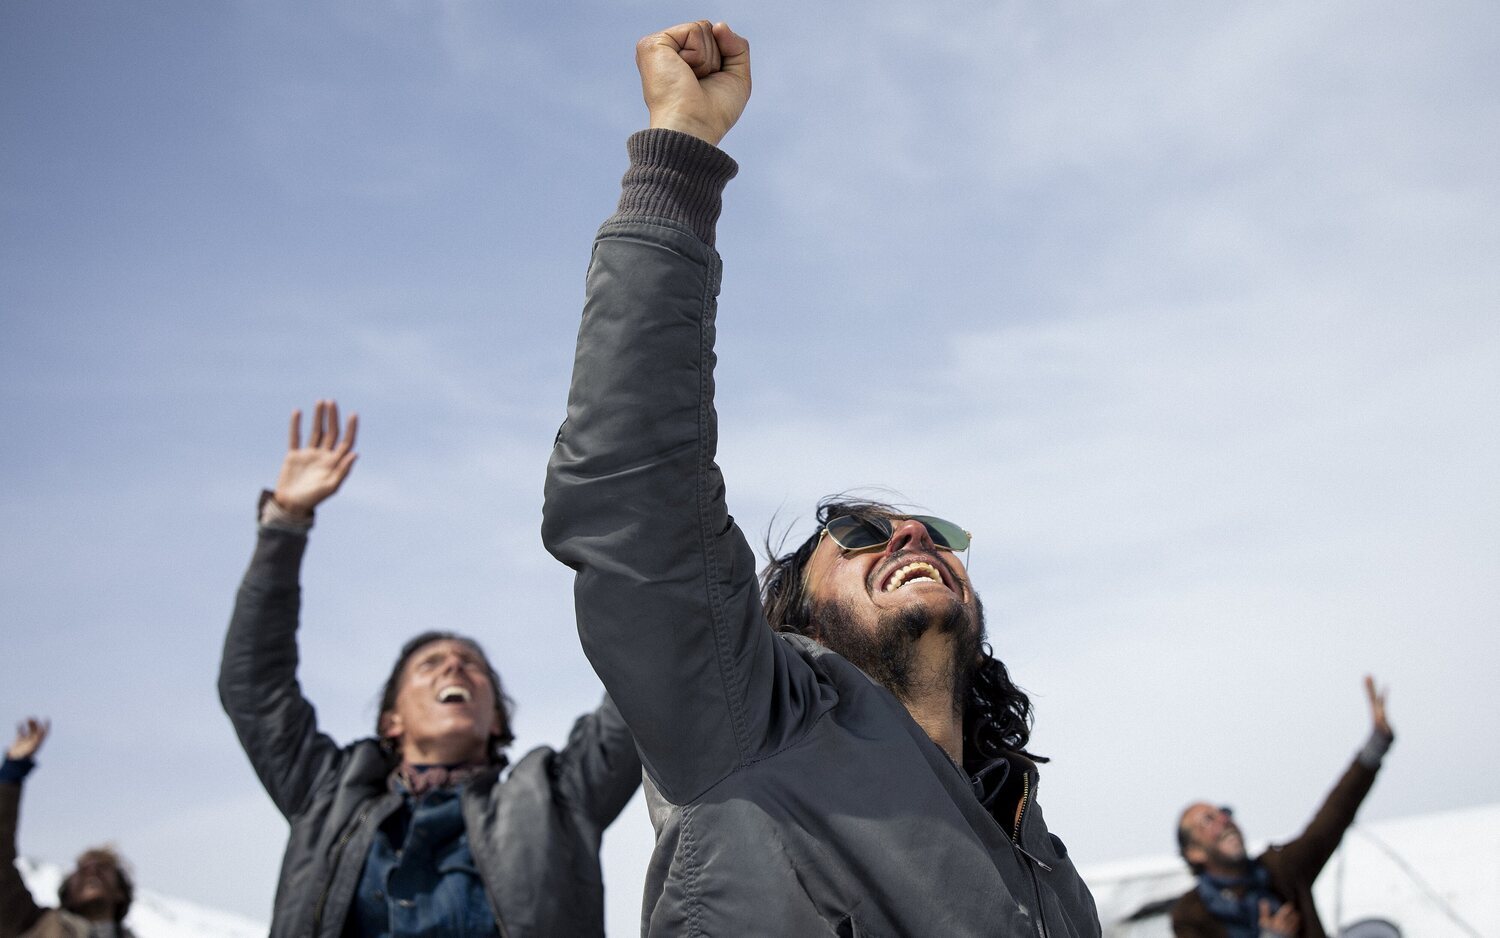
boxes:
[1364,675,1393,739]
[274,399,359,516]
[8,717,49,760]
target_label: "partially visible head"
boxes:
[377,631,515,766]
[762,497,1039,759]
[1177,802,1247,875]
[59,847,132,923]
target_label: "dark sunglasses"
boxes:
[822,514,972,554]
[1192,805,1234,831]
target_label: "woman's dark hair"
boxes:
[59,847,133,923]
[761,496,1045,762]
[377,630,516,765]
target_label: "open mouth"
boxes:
[437,685,472,704]
[879,558,951,593]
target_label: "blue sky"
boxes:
[3,2,1496,933]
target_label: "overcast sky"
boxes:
[2,2,1496,934]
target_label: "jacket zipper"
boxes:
[1009,771,1053,872]
[1011,770,1027,842]
[1009,769,1052,938]
[312,805,370,936]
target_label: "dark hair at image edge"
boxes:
[377,630,517,766]
[58,847,133,923]
[760,496,1046,763]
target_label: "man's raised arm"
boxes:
[1280,676,1395,879]
[544,23,822,805]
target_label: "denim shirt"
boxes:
[346,785,498,937]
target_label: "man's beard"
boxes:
[813,589,984,719]
[1207,831,1250,871]
[62,879,120,922]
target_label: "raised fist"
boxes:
[636,20,751,147]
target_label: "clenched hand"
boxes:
[1259,899,1300,937]
[636,20,751,147]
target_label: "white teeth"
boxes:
[438,685,472,703]
[884,562,943,592]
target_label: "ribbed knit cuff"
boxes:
[615,129,739,246]
[1357,728,1394,769]
[258,489,314,534]
[0,756,35,784]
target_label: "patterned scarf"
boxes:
[1196,861,1281,938]
[392,761,499,797]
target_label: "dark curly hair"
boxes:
[377,630,516,766]
[760,496,1045,762]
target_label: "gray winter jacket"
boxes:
[543,129,1101,937]
[218,525,641,938]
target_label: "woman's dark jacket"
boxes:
[219,526,641,938]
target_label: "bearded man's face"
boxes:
[801,517,983,715]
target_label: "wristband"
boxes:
[0,756,35,784]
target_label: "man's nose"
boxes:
[883,518,935,556]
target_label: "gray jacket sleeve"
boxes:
[217,525,342,819]
[542,130,829,804]
[551,696,642,829]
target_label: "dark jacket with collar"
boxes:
[542,128,1101,938]
[1170,757,1381,938]
[218,526,641,938]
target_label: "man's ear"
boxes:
[379,710,402,741]
[1183,843,1207,868]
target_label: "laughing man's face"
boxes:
[801,515,982,702]
[1180,803,1248,871]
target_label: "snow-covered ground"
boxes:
[18,802,1495,937]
